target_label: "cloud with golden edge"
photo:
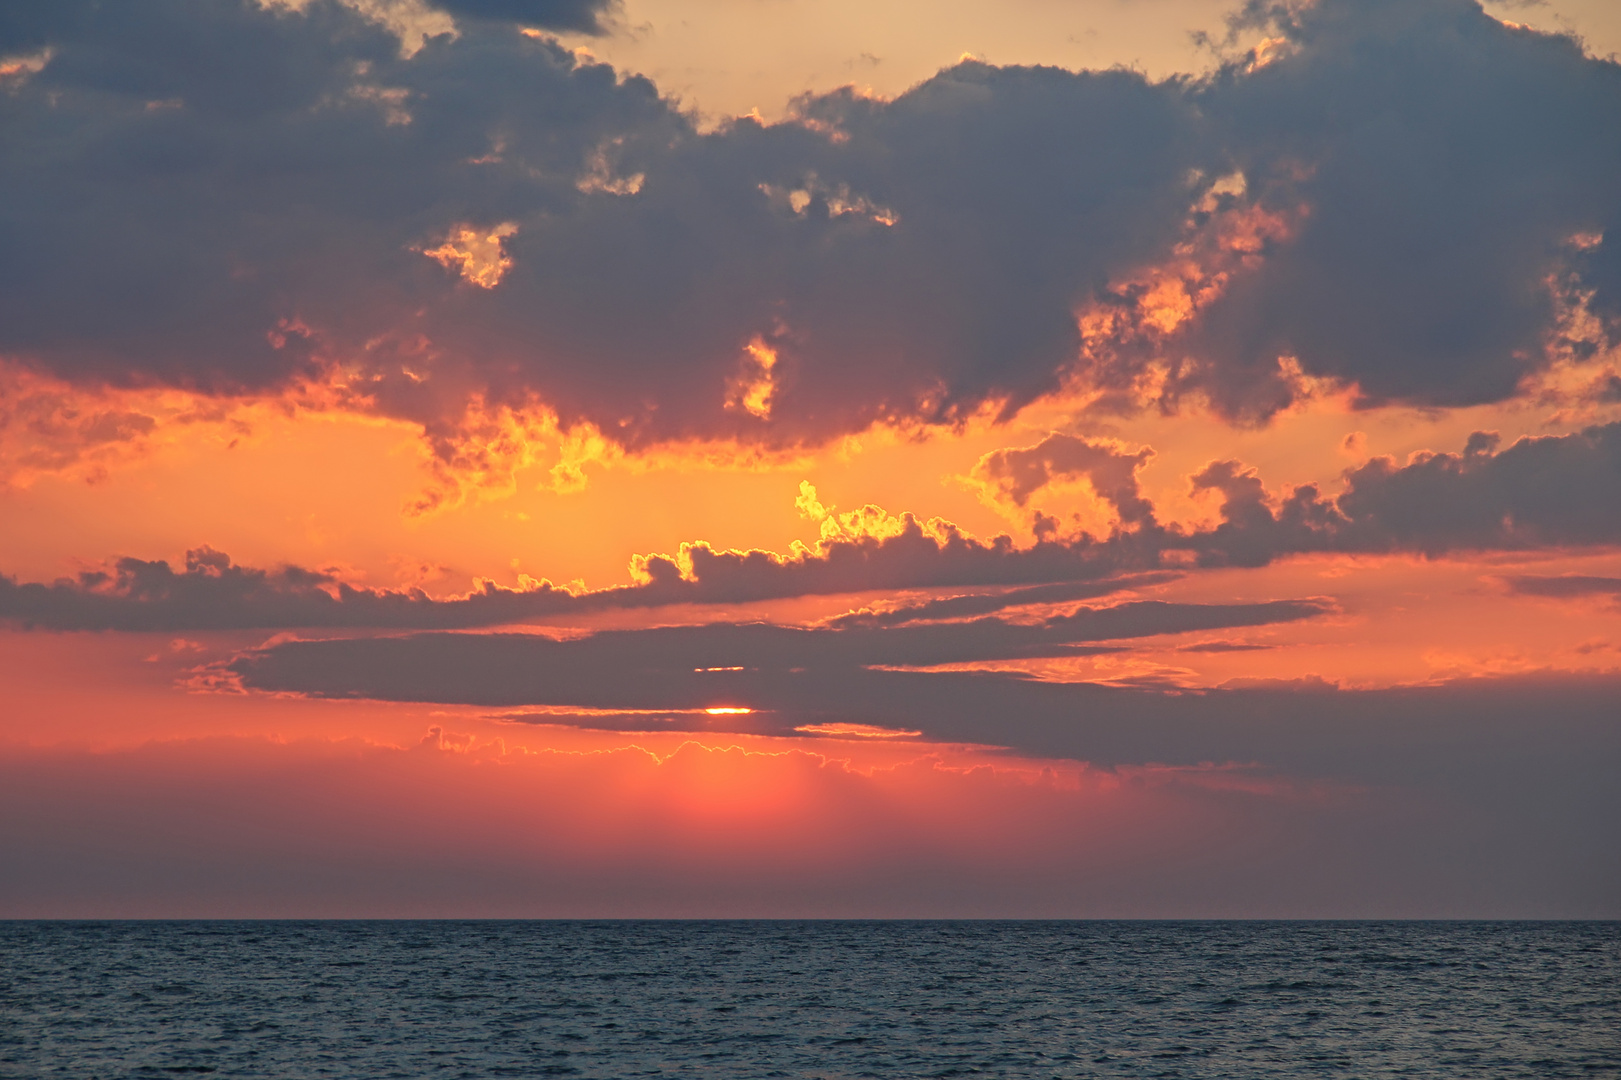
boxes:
[420,222,519,289]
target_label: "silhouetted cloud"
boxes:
[225,596,1329,706]
[3,0,1615,459]
[227,630,1621,804]
[1178,641,1274,652]
[1501,574,1621,599]
[1170,0,1621,418]
[824,573,1181,628]
[1187,421,1621,562]
[969,434,1158,529]
[0,529,1173,630]
[0,547,590,631]
[5,420,1618,630]
[428,0,610,33]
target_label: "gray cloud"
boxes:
[1178,641,1274,652]
[5,422,1618,631]
[219,622,1621,910]
[225,596,1329,708]
[3,0,1614,453]
[1161,421,1621,565]
[427,0,610,32]
[237,648,1621,915]
[1326,423,1621,553]
[824,573,1182,628]
[1502,574,1621,599]
[0,546,584,631]
[0,532,1171,631]
[0,0,1201,446]
[1169,0,1621,418]
[963,421,1621,569]
[969,434,1158,531]
[227,628,1620,819]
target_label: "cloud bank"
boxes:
[4,421,1618,630]
[2,0,1617,461]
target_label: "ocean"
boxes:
[2,921,1616,1078]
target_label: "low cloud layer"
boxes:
[2,0,1617,461]
[0,537,1175,631]
[4,422,1617,630]
[1188,420,1621,562]
[223,640,1621,901]
[224,596,1329,707]
[987,422,1621,566]
[1503,574,1621,600]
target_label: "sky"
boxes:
[1,0,1619,918]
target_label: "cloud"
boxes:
[1166,421,1621,564]
[5,0,1613,464]
[6,419,1619,630]
[1322,421,1621,555]
[824,573,1182,628]
[1167,0,1621,419]
[0,522,1172,630]
[963,421,1621,568]
[0,1,1201,451]
[969,434,1158,533]
[224,596,1330,708]
[425,0,610,33]
[574,420,1621,603]
[0,546,589,631]
[1178,640,1274,652]
[221,638,1621,883]
[1502,574,1621,599]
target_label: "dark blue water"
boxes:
[2,921,1616,1078]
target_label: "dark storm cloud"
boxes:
[5,0,1613,450]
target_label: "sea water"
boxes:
[2,921,1616,1078]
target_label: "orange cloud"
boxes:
[725,336,781,420]
[419,222,520,289]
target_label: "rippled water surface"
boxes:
[2,921,1617,1078]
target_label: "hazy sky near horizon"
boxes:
[1,0,1618,917]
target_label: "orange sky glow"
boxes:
[2,0,1618,916]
